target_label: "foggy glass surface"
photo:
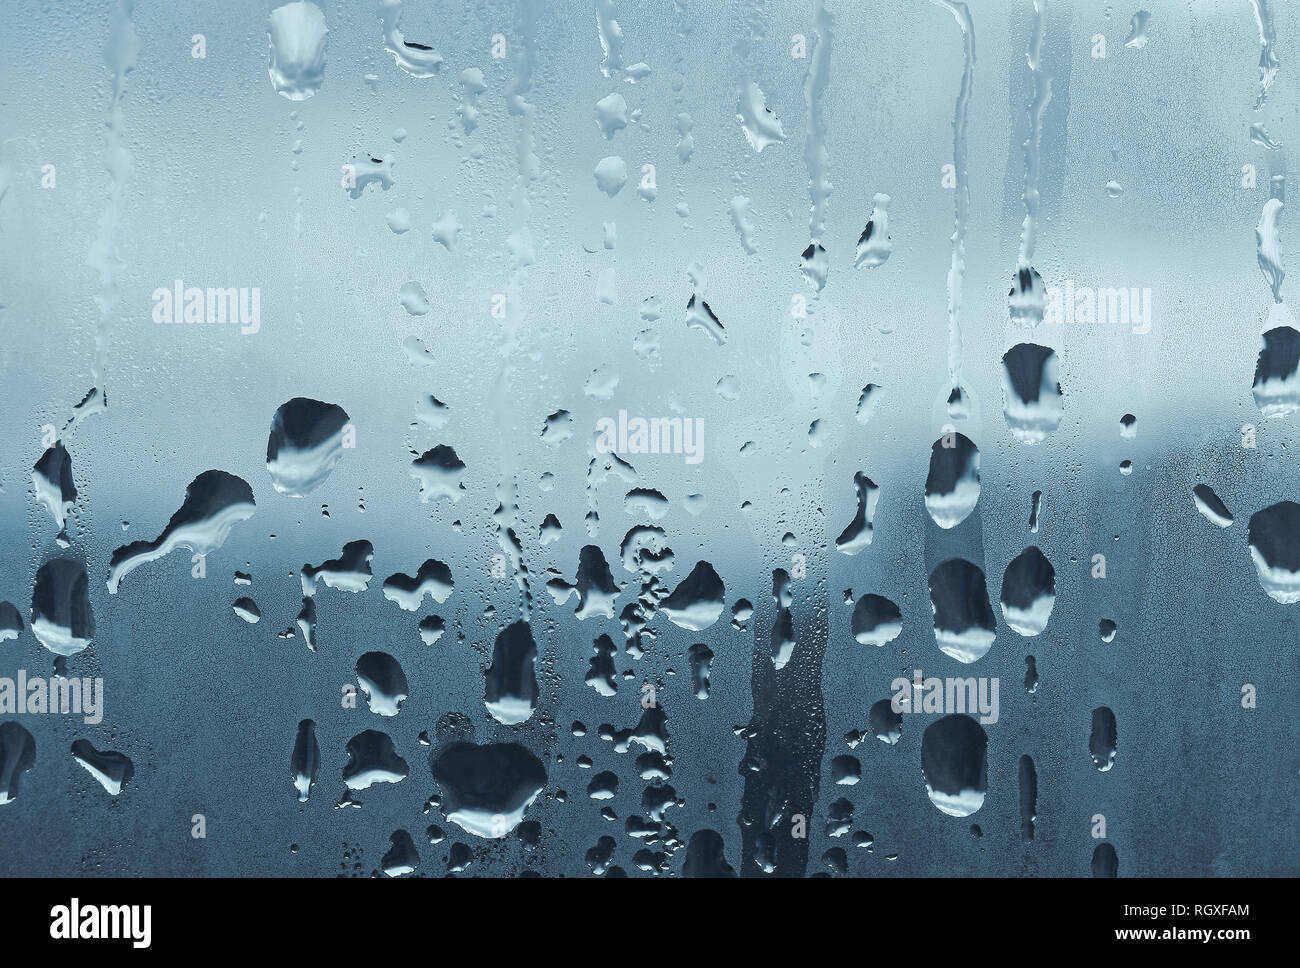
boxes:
[0,0,1296,877]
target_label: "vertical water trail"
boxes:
[1248,1,1291,419]
[1249,0,1279,110]
[669,0,692,215]
[78,0,138,428]
[1257,176,1286,304]
[1247,1,1287,317]
[503,2,538,364]
[495,482,533,621]
[931,1,974,410]
[493,0,541,622]
[595,0,624,78]
[0,167,9,317]
[737,1,832,880]
[730,0,768,259]
[1001,1,1063,444]
[802,0,833,275]
[1017,0,1051,272]
[493,5,554,873]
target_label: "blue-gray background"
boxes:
[0,0,1296,876]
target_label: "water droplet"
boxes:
[1123,10,1152,50]
[381,829,419,876]
[32,441,76,535]
[924,434,980,528]
[594,155,628,196]
[921,715,987,817]
[1248,501,1300,602]
[266,398,350,497]
[31,558,95,656]
[232,597,261,623]
[855,194,892,268]
[736,81,785,152]
[398,280,430,315]
[0,722,37,805]
[382,559,453,609]
[851,594,902,647]
[356,652,409,717]
[1088,707,1118,771]
[291,719,319,802]
[268,2,328,100]
[431,741,547,839]
[999,546,1056,636]
[682,830,736,877]
[342,729,408,789]
[660,561,725,631]
[410,445,466,503]
[1001,344,1063,444]
[1192,484,1233,527]
[484,621,539,724]
[377,0,443,76]
[928,559,996,663]
[71,739,133,796]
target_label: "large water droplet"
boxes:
[921,715,987,817]
[342,729,408,790]
[267,2,328,100]
[410,445,466,503]
[382,559,453,610]
[107,471,256,594]
[0,722,36,805]
[31,558,95,656]
[999,546,1056,636]
[356,651,409,717]
[1192,484,1233,528]
[0,603,22,643]
[836,471,881,553]
[736,81,785,152]
[377,0,443,77]
[682,829,736,877]
[660,561,725,631]
[924,435,980,529]
[1088,706,1118,771]
[71,739,133,796]
[291,719,319,802]
[928,559,996,663]
[851,593,902,647]
[32,441,76,536]
[854,193,893,268]
[431,741,547,839]
[266,398,350,497]
[1123,10,1152,50]
[381,829,419,876]
[484,621,538,725]
[301,540,373,595]
[1252,317,1300,418]
[1001,343,1063,444]
[1248,501,1300,603]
